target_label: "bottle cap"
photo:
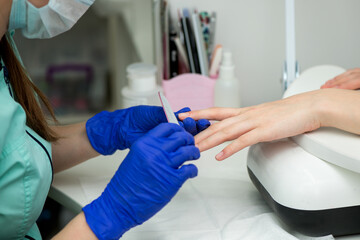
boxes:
[219,51,235,80]
[127,63,157,92]
[222,51,233,66]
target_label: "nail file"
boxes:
[158,92,179,125]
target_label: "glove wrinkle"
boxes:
[86,106,211,155]
[83,124,201,239]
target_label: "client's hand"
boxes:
[321,68,360,90]
[179,89,360,161]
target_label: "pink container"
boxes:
[162,73,216,111]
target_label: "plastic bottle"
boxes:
[121,63,162,108]
[214,51,241,108]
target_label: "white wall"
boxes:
[296,0,360,71]
[168,0,360,107]
[15,0,360,109]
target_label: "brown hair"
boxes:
[0,34,58,141]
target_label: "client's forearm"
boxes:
[316,88,360,134]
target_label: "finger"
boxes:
[175,107,191,116]
[320,79,333,88]
[195,115,245,145]
[177,164,198,180]
[194,123,219,145]
[333,76,352,86]
[327,70,355,87]
[322,72,347,88]
[337,79,360,90]
[169,145,200,168]
[196,120,255,152]
[320,81,333,89]
[163,131,195,152]
[178,107,242,121]
[324,76,352,89]
[149,123,183,138]
[196,119,211,132]
[322,76,349,89]
[215,129,263,161]
[322,79,338,88]
[183,117,197,135]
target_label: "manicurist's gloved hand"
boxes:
[86,105,210,155]
[83,123,200,240]
[175,107,211,135]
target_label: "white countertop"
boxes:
[49,143,359,240]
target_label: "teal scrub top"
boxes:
[0,32,53,240]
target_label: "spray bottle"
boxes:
[214,51,241,108]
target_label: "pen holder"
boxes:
[162,73,215,111]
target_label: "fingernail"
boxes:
[179,112,190,119]
[215,151,224,161]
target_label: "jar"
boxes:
[121,63,161,108]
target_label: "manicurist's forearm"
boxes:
[52,212,98,240]
[316,89,360,134]
[51,122,99,173]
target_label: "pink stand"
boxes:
[162,74,216,111]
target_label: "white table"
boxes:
[49,144,358,240]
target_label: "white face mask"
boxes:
[9,0,95,39]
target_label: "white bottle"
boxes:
[121,63,162,108]
[214,51,241,108]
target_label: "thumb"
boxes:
[177,164,198,181]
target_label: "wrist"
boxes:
[313,89,344,128]
[86,110,128,155]
[312,90,331,128]
[82,192,136,240]
[53,212,98,240]
[314,89,360,134]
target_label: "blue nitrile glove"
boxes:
[86,106,210,155]
[83,123,200,240]
[175,107,211,136]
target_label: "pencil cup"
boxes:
[162,73,215,111]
